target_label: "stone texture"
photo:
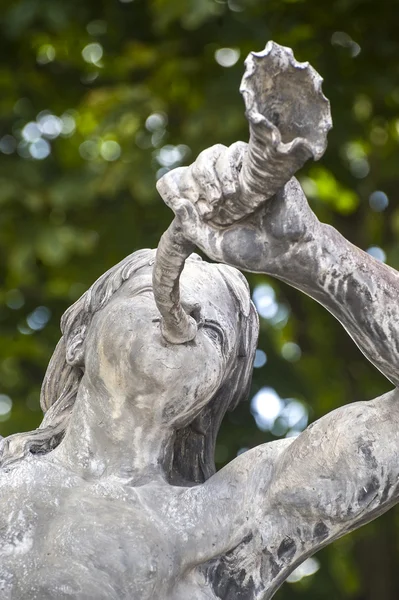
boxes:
[2,42,399,600]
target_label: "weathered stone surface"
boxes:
[2,42,399,600]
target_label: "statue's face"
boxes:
[83,259,244,428]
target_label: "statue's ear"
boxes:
[65,326,86,367]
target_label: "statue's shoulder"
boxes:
[0,453,80,508]
[207,437,293,492]
[0,455,37,491]
[0,457,44,544]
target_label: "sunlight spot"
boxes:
[38,114,63,139]
[22,122,41,143]
[350,158,369,178]
[6,289,24,310]
[26,307,51,331]
[79,140,99,161]
[17,324,33,335]
[156,144,188,168]
[145,112,167,132]
[331,32,361,57]
[17,141,31,159]
[281,400,308,429]
[367,246,386,262]
[60,113,76,137]
[82,43,103,65]
[369,190,388,212]
[29,139,51,160]
[252,284,278,320]
[254,349,267,368]
[0,395,12,417]
[281,342,301,362]
[215,48,240,67]
[287,557,320,583]
[100,140,121,161]
[37,44,56,65]
[270,304,290,329]
[251,387,283,431]
[0,135,17,154]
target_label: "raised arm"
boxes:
[260,387,399,595]
[275,207,399,388]
[163,390,399,598]
[157,143,399,387]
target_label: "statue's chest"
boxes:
[1,480,177,600]
[45,485,177,598]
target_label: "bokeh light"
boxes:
[281,342,302,362]
[254,349,267,368]
[215,48,241,67]
[369,190,389,212]
[251,388,308,437]
[0,395,12,419]
[252,284,278,320]
[367,246,386,262]
[251,387,283,431]
[26,307,51,331]
[100,140,121,161]
[287,557,320,583]
[5,289,24,310]
[29,139,51,160]
[82,43,103,65]
[0,135,17,154]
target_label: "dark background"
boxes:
[0,0,398,597]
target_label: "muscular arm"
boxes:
[157,145,399,596]
[164,391,399,597]
[160,145,399,387]
[212,174,399,388]
[274,221,399,388]
[259,388,399,594]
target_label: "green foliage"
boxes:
[0,0,398,597]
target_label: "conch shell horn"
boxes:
[153,41,332,344]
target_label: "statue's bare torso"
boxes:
[4,388,399,600]
[1,457,195,599]
[0,452,274,600]
[1,437,306,600]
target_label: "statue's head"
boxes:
[0,250,258,483]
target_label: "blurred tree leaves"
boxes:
[0,0,398,597]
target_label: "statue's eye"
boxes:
[205,328,220,344]
[203,320,225,350]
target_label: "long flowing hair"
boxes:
[0,249,258,484]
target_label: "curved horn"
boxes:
[152,219,197,344]
[153,41,332,343]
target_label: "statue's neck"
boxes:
[52,376,174,484]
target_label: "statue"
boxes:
[1,42,399,600]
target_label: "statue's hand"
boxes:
[156,143,320,276]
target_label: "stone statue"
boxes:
[1,42,399,600]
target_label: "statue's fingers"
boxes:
[156,167,187,210]
[215,141,247,197]
[174,197,197,225]
[270,176,307,218]
[174,198,204,244]
[191,145,225,205]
